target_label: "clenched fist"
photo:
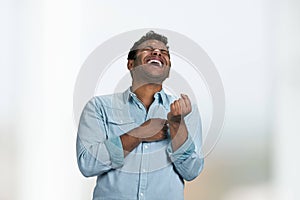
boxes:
[167,94,192,123]
[167,94,191,151]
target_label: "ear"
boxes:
[127,60,134,70]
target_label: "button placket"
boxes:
[138,142,149,200]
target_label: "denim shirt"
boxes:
[76,88,204,200]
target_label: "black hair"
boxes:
[127,30,169,60]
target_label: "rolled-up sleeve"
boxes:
[76,97,124,177]
[166,105,204,181]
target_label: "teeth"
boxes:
[147,59,162,67]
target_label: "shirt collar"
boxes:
[122,87,168,109]
[154,89,167,107]
[122,87,133,104]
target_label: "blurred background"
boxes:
[1,0,299,199]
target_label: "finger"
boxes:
[181,94,192,113]
[180,94,188,107]
[174,100,181,114]
[171,102,176,113]
[178,98,187,114]
[181,94,191,108]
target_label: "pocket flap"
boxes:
[105,107,135,125]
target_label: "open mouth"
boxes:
[147,59,163,67]
[145,56,165,68]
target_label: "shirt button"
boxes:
[140,193,144,196]
[144,145,148,149]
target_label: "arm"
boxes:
[121,118,168,156]
[76,98,167,177]
[167,94,204,181]
[76,98,122,177]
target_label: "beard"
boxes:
[130,64,170,85]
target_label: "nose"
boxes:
[151,49,162,57]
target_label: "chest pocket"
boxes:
[105,107,136,137]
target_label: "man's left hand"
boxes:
[167,94,192,123]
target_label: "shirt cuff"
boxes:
[167,135,195,163]
[104,136,124,169]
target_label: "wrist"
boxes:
[168,120,185,127]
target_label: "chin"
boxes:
[132,65,169,84]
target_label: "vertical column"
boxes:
[0,1,19,199]
[13,0,85,200]
[41,0,84,199]
[14,1,45,199]
[273,0,300,199]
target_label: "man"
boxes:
[77,31,204,200]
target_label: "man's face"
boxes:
[128,39,171,84]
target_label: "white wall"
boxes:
[273,0,300,199]
[1,0,299,199]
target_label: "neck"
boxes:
[131,82,162,110]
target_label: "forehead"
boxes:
[136,39,168,50]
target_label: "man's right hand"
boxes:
[121,118,168,156]
[130,118,168,142]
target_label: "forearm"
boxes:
[167,101,204,181]
[120,118,167,156]
[120,131,141,156]
[169,120,188,151]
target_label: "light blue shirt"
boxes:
[76,88,204,200]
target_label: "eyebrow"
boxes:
[143,46,168,51]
